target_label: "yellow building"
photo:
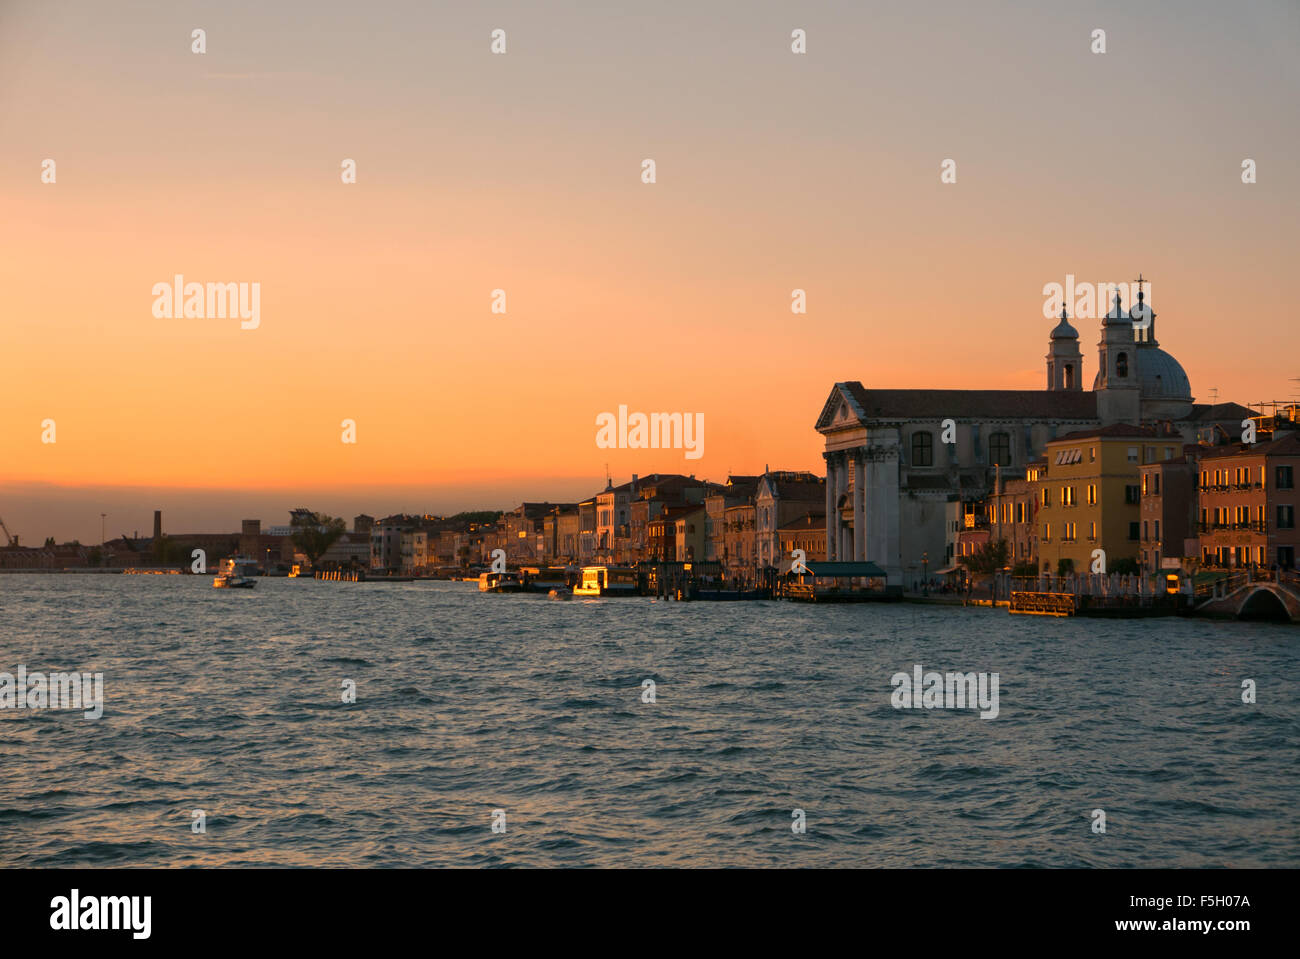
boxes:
[1037,425,1160,575]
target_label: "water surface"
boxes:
[1,575,1296,867]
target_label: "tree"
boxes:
[291,512,346,567]
[961,538,1009,574]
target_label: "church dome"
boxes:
[1050,315,1078,339]
[1090,346,1191,399]
[1137,347,1191,400]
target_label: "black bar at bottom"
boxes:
[0,868,1275,945]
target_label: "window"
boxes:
[1089,521,1097,540]
[1125,484,1140,504]
[1064,523,1077,542]
[1153,474,1160,495]
[1089,446,1096,462]
[1154,520,1160,540]
[1042,488,1050,507]
[1064,364,1074,389]
[911,431,933,467]
[1087,484,1097,506]
[1277,466,1295,490]
[1043,523,1051,542]
[1142,521,1148,541]
[989,432,1012,467]
[1116,352,1128,377]
[1127,447,1139,463]
[1279,505,1296,530]
[1015,502,1025,524]
[1128,522,1139,541]
[1165,447,1174,460]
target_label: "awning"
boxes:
[801,561,887,578]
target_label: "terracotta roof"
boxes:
[1188,402,1255,422]
[1196,431,1300,459]
[1052,423,1157,442]
[838,383,1099,421]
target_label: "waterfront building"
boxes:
[704,475,759,564]
[595,477,637,563]
[370,517,411,570]
[1138,453,1198,574]
[577,499,597,565]
[674,506,707,562]
[647,506,694,561]
[399,530,428,572]
[1194,420,1299,569]
[753,470,826,570]
[722,503,757,577]
[816,288,1252,586]
[985,464,1040,572]
[777,512,827,564]
[319,532,371,568]
[626,475,721,563]
[505,503,576,563]
[1036,424,1159,574]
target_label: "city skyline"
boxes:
[4,0,1297,539]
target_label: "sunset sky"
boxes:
[2,0,1297,542]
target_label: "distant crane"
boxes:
[0,516,15,547]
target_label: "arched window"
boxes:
[1064,364,1074,389]
[1116,352,1128,378]
[989,432,1012,467]
[911,431,933,467]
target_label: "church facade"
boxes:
[814,287,1252,588]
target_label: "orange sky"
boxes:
[1,1,1297,538]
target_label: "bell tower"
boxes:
[1096,289,1141,425]
[1046,304,1083,391]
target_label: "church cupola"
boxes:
[1046,304,1084,391]
[1095,289,1141,425]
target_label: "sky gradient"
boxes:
[2,0,1297,542]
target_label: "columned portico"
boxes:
[852,448,866,562]
[823,451,837,560]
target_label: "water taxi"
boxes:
[213,556,259,589]
[478,570,524,593]
[573,566,640,597]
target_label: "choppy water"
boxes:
[1,574,1297,867]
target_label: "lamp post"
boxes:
[922,551,929,597]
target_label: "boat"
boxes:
[573,565,640,597]
[547,587,573,601]
[478,571,524,593]
[213,556,259,589]
[520,566,576,593]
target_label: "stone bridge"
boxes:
[1195,573,1300,623]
